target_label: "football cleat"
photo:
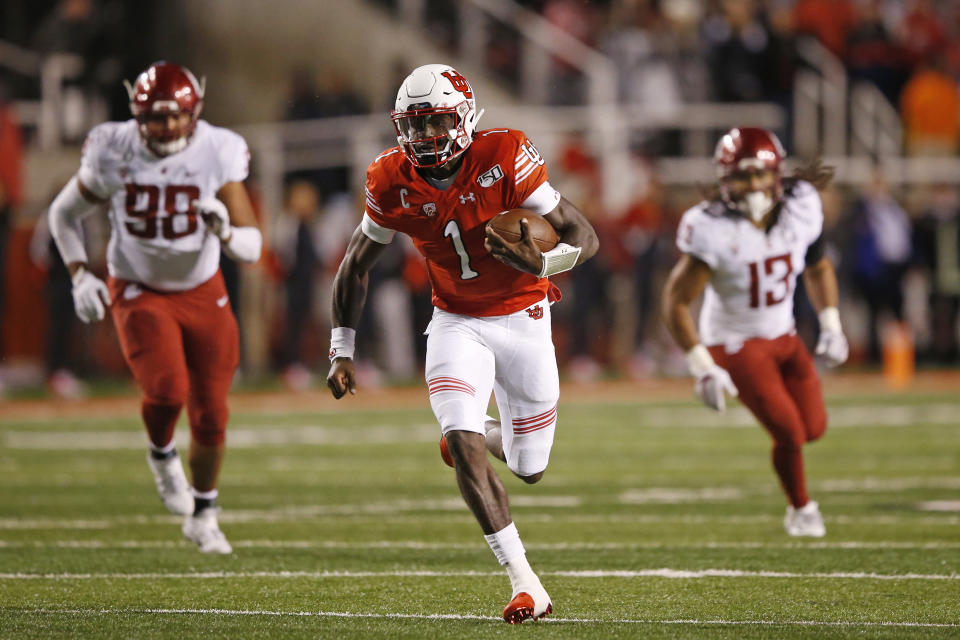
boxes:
[182,507,233,554]
[146,450,193,516]
[503,588,553,624]
[784,500,826,537]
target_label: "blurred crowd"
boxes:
[2,0,960,397]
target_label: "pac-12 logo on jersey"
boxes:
[477,164,504,188]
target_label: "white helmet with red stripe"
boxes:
[391,64,484,168]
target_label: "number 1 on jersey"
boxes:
[443,220,479,280]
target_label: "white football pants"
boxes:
[425,298,560,477]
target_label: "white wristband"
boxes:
[818,307,842,334]
[538,242,581,278]
[222,226,262,263]
[329,326,356,362]
[685,344,715,378]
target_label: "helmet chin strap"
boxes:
[742,191,774,222]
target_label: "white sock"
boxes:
[190,487,218,500]
[150,440,177,455]
[484,522,539,595]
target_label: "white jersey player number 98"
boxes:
[125,183,200,241]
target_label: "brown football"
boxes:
[487,209,559,252]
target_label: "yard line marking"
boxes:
[630,403,960,429]
[3,568,957,581]
[18,608,960,628]
[3,424,438,450]
[3,511,958,529]
[3,539,960,551]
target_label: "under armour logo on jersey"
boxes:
[477,165,504,188]
[459,193,476,204]
[526,305,544,320]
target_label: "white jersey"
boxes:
[677,180,824,347]
[78,119,249,291]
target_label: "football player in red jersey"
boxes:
[327,64,598,622]
[663,127,848,537]
[47,62,263,553]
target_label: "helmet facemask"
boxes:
[392,102,470,168]
[719,165,782,223]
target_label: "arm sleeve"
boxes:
[520,181,562,215]
[215,130,250,186]
[676,208,719,270]
[804,232,825,267]
[361,212,395,244]
[76,125,112,200]
[48,176,101,265]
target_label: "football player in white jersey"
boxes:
[47,62,263,553]
[663,127,849,537]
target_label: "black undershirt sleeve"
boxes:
[804,232,825,267]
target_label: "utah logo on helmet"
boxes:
[391,64,485,169]
[124,61,206,157]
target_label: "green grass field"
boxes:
[1,388,959,639]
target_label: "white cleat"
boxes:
[182,507,233,554]
[784,500,826,537]
[146,451,193,516]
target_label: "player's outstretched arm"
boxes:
[663,254,738,411]
[327,227,388,399]
[194,182,262,263]
[803,256,848,367]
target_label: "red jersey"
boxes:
[363,128,555,316]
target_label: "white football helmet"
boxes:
[391,64,484,168]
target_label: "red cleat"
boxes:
[439,436,455,468]
[502,592,552,624]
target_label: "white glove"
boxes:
[815,307,848,368]
[71,267,111,323]
[686,344,739,412]
[193,198,231,241]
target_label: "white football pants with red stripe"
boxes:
[424,297,559,477]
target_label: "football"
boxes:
[487,209,559,252]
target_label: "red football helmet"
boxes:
[124,61,205,156]
[715,127,786,222]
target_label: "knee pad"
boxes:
[141,369,189,406]
[431,393,484,435]
[506,442,551,478]
[188,403,228,447]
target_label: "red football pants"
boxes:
[109,271,239,448]
[709,334,827,508]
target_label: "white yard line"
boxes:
[2,539,959,550]
[2,568,957,581]
[15,607,960,628]
[5,402,960,450]
[2,510,958,529]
